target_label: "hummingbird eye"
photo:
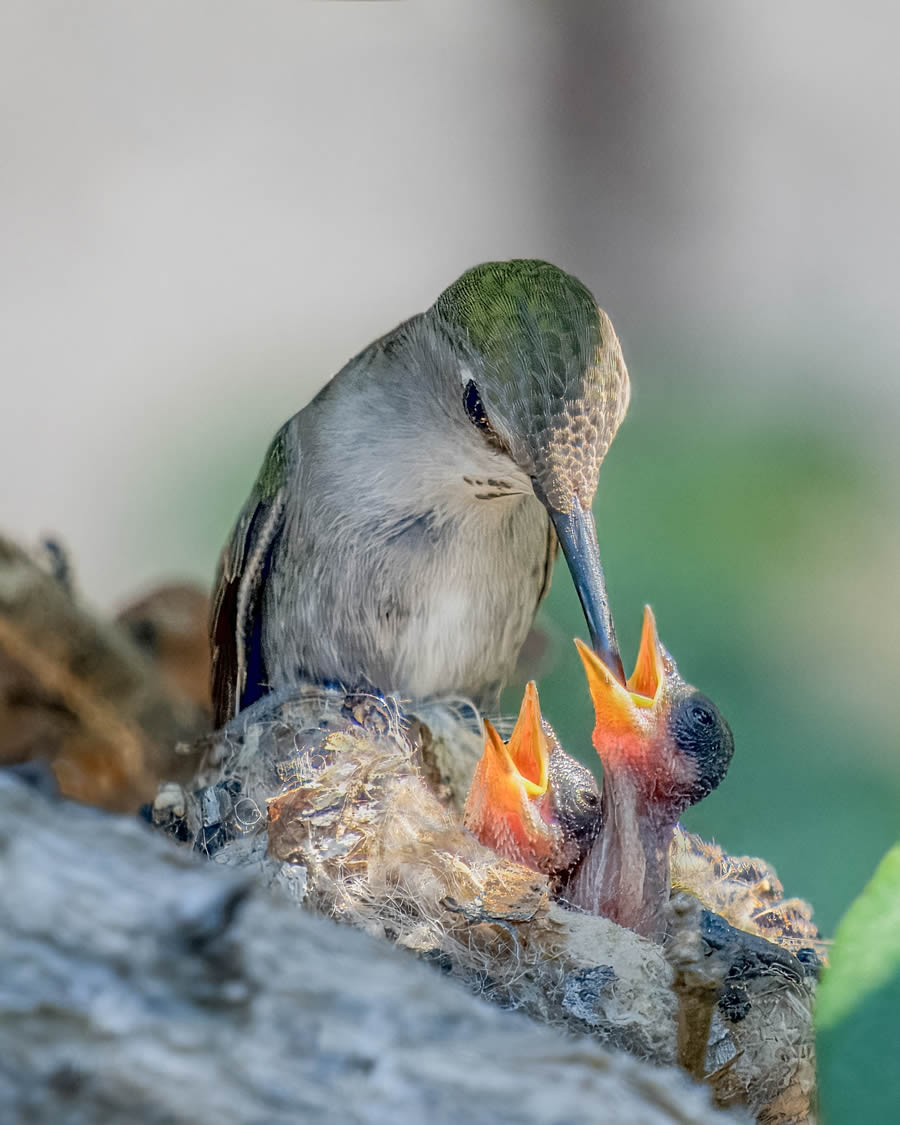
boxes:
[577,787,598,808]
[463,379,494,433]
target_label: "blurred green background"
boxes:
[3,0,898,979]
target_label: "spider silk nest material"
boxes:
[169,685,816,1124]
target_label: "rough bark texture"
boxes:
[0,774,742,1125]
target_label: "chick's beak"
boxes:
[533,482,625,686]
[463,682,551,855]
[574,605,666,762]
[627,605,664,701]
[507,680,549,795]
[479,682,549,805]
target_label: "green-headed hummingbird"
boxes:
[210,259,630,727]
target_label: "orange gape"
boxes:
[573,605,666,774]
[463,682,600,878]
[464,683,554,873]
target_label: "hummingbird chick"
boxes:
[463,681,601,879]
[210,260,631,727]
[560,607,733,940]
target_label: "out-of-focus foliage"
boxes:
[816,841,900,1122]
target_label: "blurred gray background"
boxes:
[2,2,898,936]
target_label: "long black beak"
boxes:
[534,482,625,685]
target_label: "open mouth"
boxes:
[482,681,549,799]
[464,681,554,866]
[574,605,666,735]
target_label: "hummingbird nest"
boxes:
[159,687,820,1124]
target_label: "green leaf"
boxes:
[817,841,900,1122]
[817,842,900,1029]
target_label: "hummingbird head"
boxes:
[463,680,601,878]
[434,260,630,511]
[433,260,631,681]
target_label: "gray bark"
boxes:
[0,773,741,1125]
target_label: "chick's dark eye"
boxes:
[463,379,493,433]
[673,696,720,745]
[669,691,734,802]
[577,788,598,808]
[691,704,714,726]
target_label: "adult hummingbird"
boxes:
[210,260,631,728]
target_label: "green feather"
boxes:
[257,428,289,501]
[434,259,606,388]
